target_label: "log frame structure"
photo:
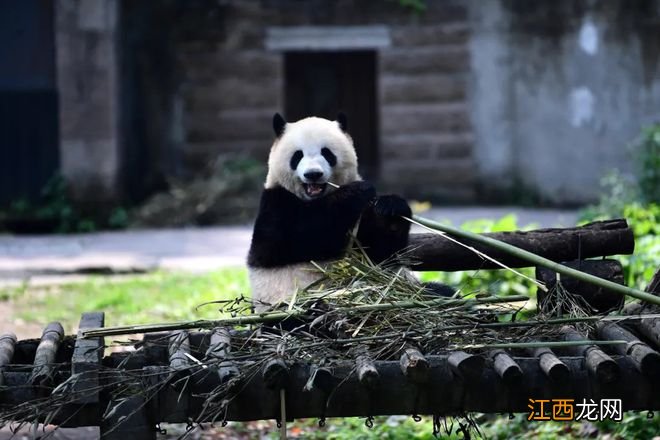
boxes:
[2,318,660,431]
[0,219,657,438]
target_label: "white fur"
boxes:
[296,149,332,184]
[250,116,361,311]
[249,263,328,312]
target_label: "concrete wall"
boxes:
[469,0,660,205]
[55,0,120,204]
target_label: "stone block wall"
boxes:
[172,0,475,201]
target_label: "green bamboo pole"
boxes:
[82,294,529,338]
[409,215,660,306]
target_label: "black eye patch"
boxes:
[321,147,337,167]
[290,150,303,170]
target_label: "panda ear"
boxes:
[336,112,348,132]
[273,113,287,137]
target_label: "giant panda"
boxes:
[247,113,429,312]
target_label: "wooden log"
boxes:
[303,366,335,394]
[101,394,156,440]
[5,356,660,424]
[168,331,191,373]
[71,312,104,404]
[205,328,240,389]
[356,355,379,388]
[408,219,634,271]
[0,332,17,387]
[619,270,660,349]
[597,322,660,377]
[528,346,570,382]
[628,316,660,351]
[30,322,64,386]
[647,266,660,295]
[561,326,619,383]
[536,259,625,313]
[262,357,289,390]
[448,351,484,380]
[399,347,430,383]
[490,349,522,385]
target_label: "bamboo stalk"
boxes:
[409,215,660,307]
[454,340,626,350]
[81,294,529,338]
[437,314,660,332]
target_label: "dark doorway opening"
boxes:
[0,0,59,206]
[285,51,379,179]
[119,0,179,204]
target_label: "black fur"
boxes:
[273,113,287,137]
[321,147,337,167]
[248,181,377,268]
[423,282,456,297]
[248,181,414,268]
[290,150,303,170]
[356,194,412,265]
[337,113,348,132]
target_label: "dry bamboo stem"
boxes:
[82,295,529,338]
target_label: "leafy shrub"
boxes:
[0,175,101,233]
[580,202,659,290]
[635,124,660,204]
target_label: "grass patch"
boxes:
[5,268,249,331]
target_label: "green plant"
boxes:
[617,203,659,290]
[582,124,660,221]
[0,175,135,234]
[635,124,660,204]
[387,0,426,14]
[579,170,639,221]
[108,207,129,229]
[579,203,659,290]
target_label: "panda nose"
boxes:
[304,171,323,181]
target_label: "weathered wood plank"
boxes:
[71,312,105,404]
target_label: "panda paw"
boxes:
[422,282,456,297]
[373,195,412,218]
[335,181,376,202]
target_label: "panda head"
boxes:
[265,113,360,200]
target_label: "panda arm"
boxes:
[248,184,375,267]
[356,194,412,265]
[247,187,299,267]
[322,180,377,229]
[287,181,376,261]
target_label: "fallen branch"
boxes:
[408,218,634,271]
[408,215,660,307]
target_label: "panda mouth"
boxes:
[302,183,327,198]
